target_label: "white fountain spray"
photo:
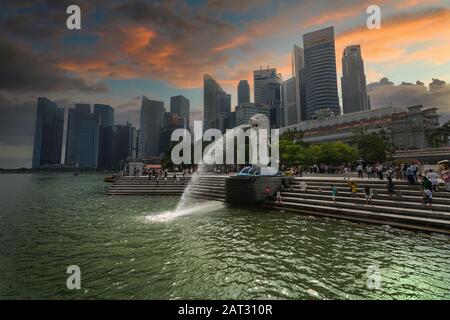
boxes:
[146,114,273,222]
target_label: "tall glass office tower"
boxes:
[341,45,370,114]
[94,104,114,168]
[303,26,340,119]
[139,96,164,158]
[170,95,190,130]
[65,104,99,168]
[237,80,250,106]
[203,74,225,131]
[32,97,65,168]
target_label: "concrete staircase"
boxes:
[107,176,189,195]
[182,175,227,202]
[267,177,450,234]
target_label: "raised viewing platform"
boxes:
[107,175,450,235]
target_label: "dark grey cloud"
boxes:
[368,78,450,124]
[0,95,35,146]
[0,36,108,93]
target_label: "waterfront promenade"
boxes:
[107,174,449,234]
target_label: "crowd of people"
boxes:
[284,162,450,192]
[274,161,450,211]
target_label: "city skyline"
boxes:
[1,0,450,168]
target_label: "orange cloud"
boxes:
[121,27,157,53]
[335,8,450,71]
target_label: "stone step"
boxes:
[109,187,186,192]
[293,180,445,191]
[280,194,450,220]
[187,190,226,202]
[264,202,450,235]
[281,192,450,213]
[290,185,450,200]
[107,190,183,195]
[292,177,445,186]
[187,187,226,196]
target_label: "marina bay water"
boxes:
[1,173,449,299]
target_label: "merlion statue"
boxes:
[249,114,270,130]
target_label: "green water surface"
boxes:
[0,173,449,299]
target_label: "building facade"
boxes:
[139,96,164,158]
[65,104,100,168]
[216,91,231,114]
[341,45,370,114]
[235,103,270,126]
[203,74,225,131]
[253,67,277,105]
[283,77,297,127]
[303,26,340,120]
[260,79,283,129]
[32,97,65,168]
[94,104,114,169]
[281,105,441,150]
[237,80,250,106]
[170,95,190,130]
[114,123,138,168]
[292,45,306,123]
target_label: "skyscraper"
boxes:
[170,95,190,129]
[65,104,99,168]
[32,97,65,169]
[216,91,231,114]
[341,45,370,114]
[235,103,270,126]
[159,112,185,156]
[214,92,232,133]
[203,74,225,131]
[303,26,340,119]
[283,77,297,127]
[114,122,138,168]
[94,104,114,168]
[93,104,114,127]
[292,45,306,122]
[253,67,277,104]
[260,77,283,128]
[237,80,250,106]
[139,96,164,158]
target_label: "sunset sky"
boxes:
[1,0,450,168]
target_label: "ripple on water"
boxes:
[0,174,449,299]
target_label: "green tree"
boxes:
[352,128,395,163]
[427,121,450,148]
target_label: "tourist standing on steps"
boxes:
[426,169,440,192]
[349,181,357,198]
[442,167,450,192]
[411,163,418,181]
[276,190,282,205]
[406,165,416,185]
[376,163,384,180]
[387,176,395,196]
[357,164,363,179]
[265,186,271,201]
[423,188,433,210]
[366,165,373,179]
[343,167,350,180]
[331,185,338,203]
[300,180,307,193]
[419,174,432,192]
[364,186,373,205]
[394,165,402,181]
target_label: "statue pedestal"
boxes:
[225,176,292,204]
